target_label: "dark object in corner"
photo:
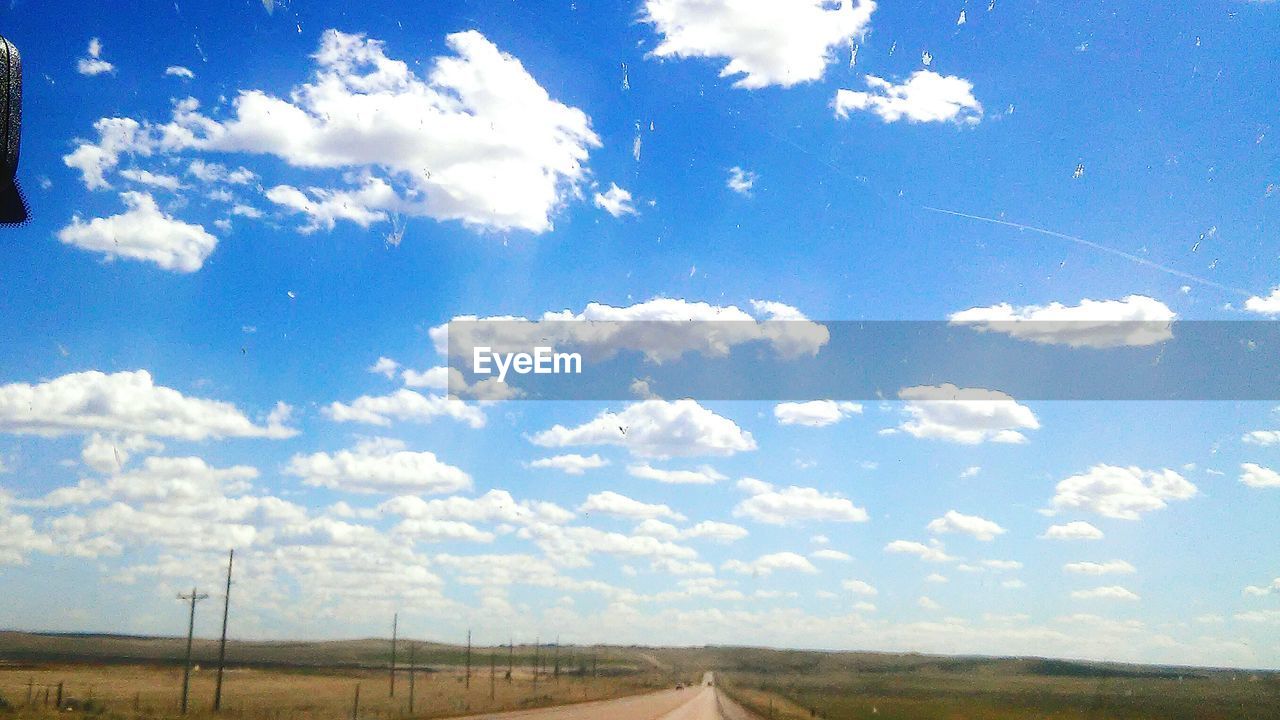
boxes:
[1,34,27,226]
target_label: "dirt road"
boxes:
[453,673,759,720]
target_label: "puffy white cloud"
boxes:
[285,437,472,495]
[926,510,1006,541]
[925,573,948,584]
[165,66,195,79]
[593,183,638,217]
[1242,430,1280,446]
[187,160,257,185]
[627,462,726,484]
[958,559,1023,573]
[81,433,163,474]
[1047,465,1197,520]
[40,455,258,508]
[160,30,599,233]
[0,370,295,440]
[1243,578,1280,597]
[642,0,875,89]
[379,489,574,527]
[732,479,868,525]
[681,520,748,543]
[1235,609,1280,624]
[531,399,755,459]
[960,466,981,479]
[811,549,852,562]
[77,38,115,76]
[527,453,609,475]
[64,118,149,189]
[842,579,877,596]
[1239,463,1280,488]
[368,357,401,379]
[1039,521,1104,540]
[727,166,757,195]
[578,490,685,521]
[1071,586,1140,601]
[0,493,57,565]
[437,297,829,363]
[834,71,982,124]
[118,169,184,191]
[325,389,485,428]
[56,192,218,272]
[518,523,697,567]
[884,539,954,563]
[888,384,1039,445]
[1064,560,1136,575]
[917,596,942,610]
[266,176,399,233]
[948,296,1176,348]
[722,551,818,576]
[774,400,862,427]
[1243,287,1280,316]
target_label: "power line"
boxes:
[177,587,209,715]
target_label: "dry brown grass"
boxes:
[0,663,669,720]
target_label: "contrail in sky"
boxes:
[920,205,1252,297]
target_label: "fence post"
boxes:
[56,682,64,708]
[351,683,360,720]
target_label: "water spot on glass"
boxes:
[1076,42,1089,52]
[849,44,859,67]
[1072,163,1085,179]
[957,10,967,25]
[922,51,933,66]
[1195,36,1202,47]
[287,291,297,299]
[1208,258,1219,270]
[633,123,642,161]
[889,41,897,56]
[987,0,995,10]
[621,62,630,91]
[1266,183,1275,197]
[1006,104,1015,114]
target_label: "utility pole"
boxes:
[506,639,513,682]
[178,587,209,715]
[407,644,415,715]
[553,636,560,682]
[465,630,472,689]
[389,613,398,697]
[489,648,495,700]
[532,637,539,693]
[213,549,234,712]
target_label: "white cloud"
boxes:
[842,579,877,596]
[1235,610,1280,624]
[187,160,257,185]
[774,400,862,427]
[834,70,981,124]
[0,493,56,565]
[884,539,954,563]
[889,384,1039,445]
[1239,463,1280,488]
[642,0,875,89]
[681,520,748,543]
[1243,287,1280,316]
[265,176,400,233]
[927,510,1006,541]
[1071,586,1140,601]
[727,166,757,195]
[733,480,868,525]
[627,463,726,484]
[722,551,818,576]
[593,183,638,217]
[368,357,401,379]
[527,454,609,475]
[1243,578,1280,597]
[77,38,115,76]
[578,491,685,521]
[285,437,472,495]
[0,370,295,440]
[158,30,599,233]
[380,489,574,527]
[165,66,195,79]
[324,389,485,428]
[1242,430,1280,446]
[1064,560,1136,576]
[917,596,942,610]
[63,118,149,190]
[118,169,184,191]
[531,399,755,459]
[40,455,258,508]
[948,296,1176,348]
[81,433,163,474]
[56,192,218,272]
[960,466,981,479]
[1039,521,1105,540]
[1047,465,1197,520]
[925,573,948,584]
[811,549,852,562]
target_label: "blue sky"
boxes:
[1,0,1279,668]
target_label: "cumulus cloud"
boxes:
[1243,578,1280,597]
[285,437,472,495]
[578,491,685,521]
[681,520,748,543]
[63,118,149,190]
[1071,586,1140,601]
[266,176,400,233]
[727,166,757,195]
[380,489,574,527]
[834,70,981,124]
[722,551,818,576]
[887,384,1039,444]
[642,0,875,89]
[1064,560,1136,575]
[1239,463,1280,488]
[81,433,164,474]
[927,510,1006,541]
[118,169,184,191]
[531,399,755,459]
[1039,521,1104,540]
[324,389,485,428]
[627,462,726,484]
[1047,465,1197,520]
[77,38,115,76]
[773,400,862,427]
[884,539,954,563]
[437,297,830,363]
[811,549,852,562]
[1243,287,1280,316]
[842,579,877,596]
[593,183,638,217]
[0,370,295,440]
[732,479,868,525]
[56,192,218,272]
[165,66,195,79]
[527,454,609,475]
[39,455,258,508]
[948,295,1176,348]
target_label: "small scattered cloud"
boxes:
[727,166,758,195]
[834,70,981,124]
[77,38,115,76]
[593,183,638,217]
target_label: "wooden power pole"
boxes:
[465,630,472,689]
[389,613,398,697]
[178,587,209,715]
[213,549,234,712]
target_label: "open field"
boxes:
[2,634,1278,719]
